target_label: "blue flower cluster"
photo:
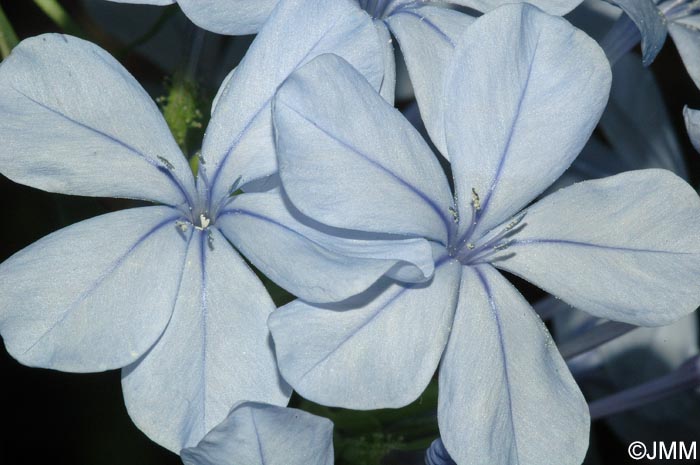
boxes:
[1,0,700,464]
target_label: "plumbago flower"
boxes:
[106,0,583,36]
[106,0,585,159]
[538,54,700,447]
[601,0,700,88]
[181,402,334,465]
[0,0,434,453]
[267,4,700,464]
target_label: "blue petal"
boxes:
[608,0,667,65]
[0,34,196,208]
[445,4,611,240]
[600,55,687,176]
[122,228,290,452]
[106,0,174,4]
[217,191,434,303]
[685,106,700,153]
[181,402,334,465]
[199,0,385,216]
[0,206,186,371]
[273,54,454,244]
[497,169,700,326]
[386,4,475,158]
[448,0,582,15]
[373,21,397,105]
[268,255,461,409]
[439,265,588,465]
[669,17,700,90]
[177,0,279,35]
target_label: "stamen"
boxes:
[505,210,527,231]
[207,229,215,251]
[448,206,459,223]
[493,240,513,251]
[175,220,189,232]
[157,156,175,170]
[466,243,475,250]
[589,355,700,419]
[196,214,210,230]
[471,188,481,211]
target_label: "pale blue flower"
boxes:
[0,0,432,451]
[106,0,583,35]
[267,4,700,464]
[181,402,334,465]
[602,0,700,88]
[105,0,584,159]
[537,51,700,445]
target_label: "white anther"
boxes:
[175,220,189,232]
[471,188,481,211]
[448,206,459,223]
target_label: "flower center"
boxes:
[174,212,215,250]
[446,188,526,266]
[195,213,211,230]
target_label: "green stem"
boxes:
[32,0,85,38]
[0,5,19,58]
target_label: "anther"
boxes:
[471,188,481,211]
[505,210,527,231]
[448,206,459,223]
[466,243,475,250]
[207,230,215,251]
[195,214,210,231]
[175,220,189,232]
[493,240,512,251]
[157,156,175,170]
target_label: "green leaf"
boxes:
[33,0,85,38]
[0,5,18,59]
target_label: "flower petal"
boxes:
[274,54,453,244]
[0,34,195,207]
[600,55,686,176]
[217,191,434,303]
[439,265,588,465]
[386,4,475,158]
[121,228,290,452]
[448,0,582,15]
[610,0,668,65]
[497,169,700,326]
[200,0,385,216]
[670,19,700,90]
[181,402,334,465]
[445,4,611,239]
[268,257,461,409]
[106,0,174,4]
[374,21,397,105]
[177,0,279,35]
[0,206,186,371]
[685,106,700,153]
